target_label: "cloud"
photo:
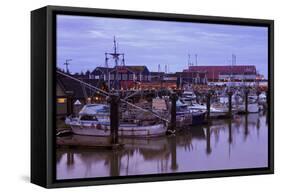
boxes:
[57,15,268,77]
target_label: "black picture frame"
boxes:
[31,5,274,188]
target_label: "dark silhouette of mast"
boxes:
[105,36,125,90]
[63,59,72,73]
[108,36,125,67]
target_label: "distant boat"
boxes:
[181,90,197,101]
[65,104,167,137]
[176,100,206,125]
[179,98,232,118]
[258,92,267,104]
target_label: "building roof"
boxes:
[57,72,104,99]
[150,72,165,76]
[126,66,148,73]
[91,67,113,74]
[93,65,149,74]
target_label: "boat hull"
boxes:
[69,122,167,138]
[191,112,206,125]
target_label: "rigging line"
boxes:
[80,82,88,99]
[57,71,111,96]
[123,90,141,100]
[57,70,169,123]
[81,84,109,98]
[120,99,169,123]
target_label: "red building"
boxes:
[185,65,257,82]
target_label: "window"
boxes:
[143,75,147,81]
[122,73,128,80]
[57,98,66,104]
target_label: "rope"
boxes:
[57,71,169,123]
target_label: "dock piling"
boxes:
[206,92,211,122]
[206,125,212,155]
[228,91,233,118]
[245,89,249,114]
[169,92,178,134]
[108,93,120,145]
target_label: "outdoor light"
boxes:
[57,98,66,103]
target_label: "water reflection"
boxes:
[56,113,268,180]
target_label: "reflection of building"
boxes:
[185,65,257,82]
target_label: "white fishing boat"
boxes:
[179,98,232,118]
[176,100,206,125]
[210,103,234,117]
[259,92,267,104]
[65,104,167,137]
[181,90,197,101]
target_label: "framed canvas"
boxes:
[31,5,274,188]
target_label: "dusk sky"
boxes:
[57,15,268,77]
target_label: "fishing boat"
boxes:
[181,90,197,102]
[179,98,232,118]
[65,104,167,137]
[176,100,206,125]
[258,92,267,104]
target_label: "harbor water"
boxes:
[56,112,268,180]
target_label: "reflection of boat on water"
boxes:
[56,129,206,178]
[237,95,259,113]
[65,104,167,137]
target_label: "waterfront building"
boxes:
[185,65,257,82]
[56,70,106,117]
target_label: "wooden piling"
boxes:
[206,125,211,155]
[245,89,249,114]
[170,136,178,171]
[228,91,233,118]
[256,90,261,103]
[108,94,120,145]
[206,92,211,122]
[228,119,233,144]
[169,92,178,133]
[244,114,249,137]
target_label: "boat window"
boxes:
[80,115,98,121]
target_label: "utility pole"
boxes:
[63,59,72,73]
[188,53,191,68]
